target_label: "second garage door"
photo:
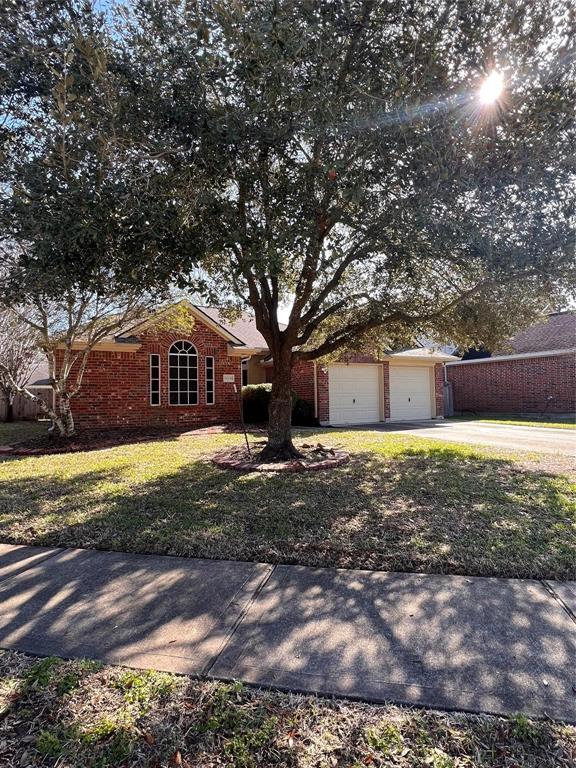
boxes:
[389,365,433,421]
[328,364,381,425]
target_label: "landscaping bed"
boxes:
[0,422,244,455]
[0,429,573,580]
[1,651,574,768]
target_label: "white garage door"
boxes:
[329,364,381,425]
[389,366,433,421]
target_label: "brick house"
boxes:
[446,311,576,416]
[59,301,456,430]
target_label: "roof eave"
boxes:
[55,340,142,352]
[387,352,460,362]
[227,344,269,357]
[447,347,576,365]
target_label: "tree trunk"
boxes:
[55,393,76,438]
[0,386,13,422]
[259,355,303,461]
[4,398,14,423]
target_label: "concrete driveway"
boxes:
[366,420,576,455]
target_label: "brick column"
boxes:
[434,363,444,417]
[382,361,390,420]
[316,364,330,423]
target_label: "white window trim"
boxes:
[241,357,249,387]
[168,340,199,406]
[205,356,215,405]
[149,353,161,406]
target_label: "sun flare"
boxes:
[479,71,504,104]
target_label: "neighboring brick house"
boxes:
[446,311,576,416]
[56,301,455,430]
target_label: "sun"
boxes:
[479,71,504,104]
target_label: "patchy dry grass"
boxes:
[0,428,574,579]
[1,651,574,768]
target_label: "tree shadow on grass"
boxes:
[2,655,572,767]
[0,423,252,457]
[0,441,574,723]
[0,443,573,580]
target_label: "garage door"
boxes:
[328,364,381,425]
[389,366,433,421]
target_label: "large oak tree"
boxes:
[116,0,574,458]
[2,1,574,456]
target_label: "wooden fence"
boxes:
[0,388,55,421]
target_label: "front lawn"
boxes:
[1,651,574,768]
[448,415,576,429]
[0,420,46,445]
[0,429,573,579]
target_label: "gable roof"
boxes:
[116,300,278,350]
[495,311,576,355]
[199,306,284,350]
[28,359,51,387]
[117,300,247,346]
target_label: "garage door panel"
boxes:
[389,366,433,421]
[329,365,381,425]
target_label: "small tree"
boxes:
[0,285,155,437]
[0,310,42,422]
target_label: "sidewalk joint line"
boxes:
[540,579,576,625]
[0,547,63,585]
[202,563,276,676]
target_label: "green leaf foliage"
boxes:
[1,1,574,448]
[103,0,576,356]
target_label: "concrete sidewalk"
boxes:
[0,543,574,722]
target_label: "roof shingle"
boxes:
[495,311,576,355]
[198,306,284,349]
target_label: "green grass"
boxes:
[0,428,574,579]
[447,415,576,429]
[0,420,46,444]
[1,651,574,768]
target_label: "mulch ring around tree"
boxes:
[212,441,350,472]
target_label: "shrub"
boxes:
[242,384,317,426]
[242,384,272,423]
[36,730,62,757]
[292,396,316,426]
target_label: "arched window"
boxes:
[169,341,198,405]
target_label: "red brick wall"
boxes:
[446,353,575,414]
[382,361,390,419]
[58,319,242,429]
[434,363,444,417]
[289,359,315,410]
